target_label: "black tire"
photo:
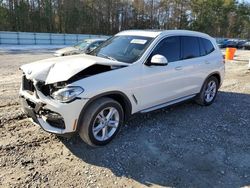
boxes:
[78,97,124,146]
[195,76,219,106]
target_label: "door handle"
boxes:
[205,61,211,64]
[175,66,183,70]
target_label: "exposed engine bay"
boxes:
[22,64,125,97]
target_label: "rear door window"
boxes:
[151,36,181,62]
[181,36,200,60]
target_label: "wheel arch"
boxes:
[202,72,222,90]
[76,91,132,131]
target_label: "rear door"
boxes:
[175,36,205,95]
[199,37,217,70]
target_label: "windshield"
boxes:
[74,40,90,50]
[90,35,154,63]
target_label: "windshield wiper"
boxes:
[98,53,117,61]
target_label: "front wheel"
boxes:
[79,97,124,146]
[195,76,219,106]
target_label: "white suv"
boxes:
[19,30,225,146]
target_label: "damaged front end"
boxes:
[19,55,128,135]
[20,75,65,132]
[19,74,87,135]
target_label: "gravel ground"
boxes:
[0,49,250,188]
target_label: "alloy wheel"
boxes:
[92,107,120,141]
[204,80,217,103]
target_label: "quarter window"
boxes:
[151,36,181,62]
[201,38,215,55]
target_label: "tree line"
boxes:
[0,0,250,39]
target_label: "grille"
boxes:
[22,75,35,94]
[26,99,36,108]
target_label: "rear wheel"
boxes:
[195,76,219,106]
[79,97,124,146]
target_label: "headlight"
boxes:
[52,86,84,103]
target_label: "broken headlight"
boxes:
[51,86,84,103]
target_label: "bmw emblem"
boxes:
[28,70,32,75]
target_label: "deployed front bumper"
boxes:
[19,86,88,135]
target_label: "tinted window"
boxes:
[181,36,200,60]
[151,36,181,62]
[201,38,215,54]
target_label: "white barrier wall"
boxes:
[0,31,110,45]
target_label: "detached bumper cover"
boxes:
[20,89,88,135]
[20,98,40,124]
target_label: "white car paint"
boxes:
[20,54,128,84]
[117,30,162,38]
[19,30,225,135]
[54,46,76,56]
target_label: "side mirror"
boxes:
[149,54,168,66]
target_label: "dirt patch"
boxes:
[0,50,250,187]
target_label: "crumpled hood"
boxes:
[20,54,128,84]
[55,47,78,55]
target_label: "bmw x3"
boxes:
[19,30,225,146]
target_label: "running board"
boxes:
[140,94,196,113]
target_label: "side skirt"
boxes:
[140,94,197,113]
